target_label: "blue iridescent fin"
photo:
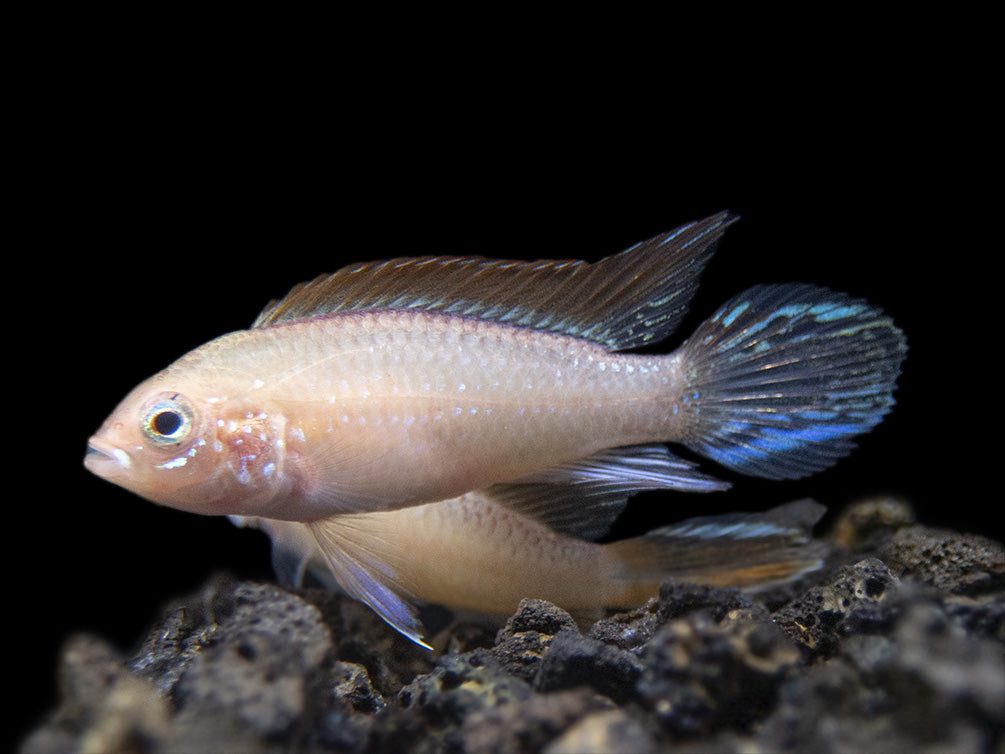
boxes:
[675,284,907,479]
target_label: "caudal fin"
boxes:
[674,284,907,479]
[608,499,829,598]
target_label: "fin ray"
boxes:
[676,284,907,479]
[253,213,734,351]
[490,444,728,540]
[308,517,431,648]
[610,499,829,591]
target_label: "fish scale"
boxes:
[173,308,691,521]
[85,213,906,647]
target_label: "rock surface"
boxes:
[21,500,1005,753]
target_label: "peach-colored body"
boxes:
[240,494,825,630]
[86,309,690,522]
[315,493,629,615]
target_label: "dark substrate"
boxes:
[22,499,1004,753]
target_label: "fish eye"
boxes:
[142,394,195,445]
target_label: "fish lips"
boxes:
[84,436,133,480]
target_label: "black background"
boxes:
[15,37,994,749]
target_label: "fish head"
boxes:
[84,372,290,517]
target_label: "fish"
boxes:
[85,212,907,646]
[231,497,829,648]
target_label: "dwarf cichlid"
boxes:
[231,496,830,647]
[85,213,907,646]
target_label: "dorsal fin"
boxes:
[252,212,734,351]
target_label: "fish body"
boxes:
[85,215,733,521]
[235,496,827,647]
[85,213,907,646]
[89,308,695,521]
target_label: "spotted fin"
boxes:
[252,213,734,351]
[675,284,907,479]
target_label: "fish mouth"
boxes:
[84,436,132,479]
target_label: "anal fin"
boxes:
[491,443,728,541]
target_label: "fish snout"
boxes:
[84,436,133,479]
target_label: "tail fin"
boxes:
[608,499,828,596]
[674,284,907,479]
